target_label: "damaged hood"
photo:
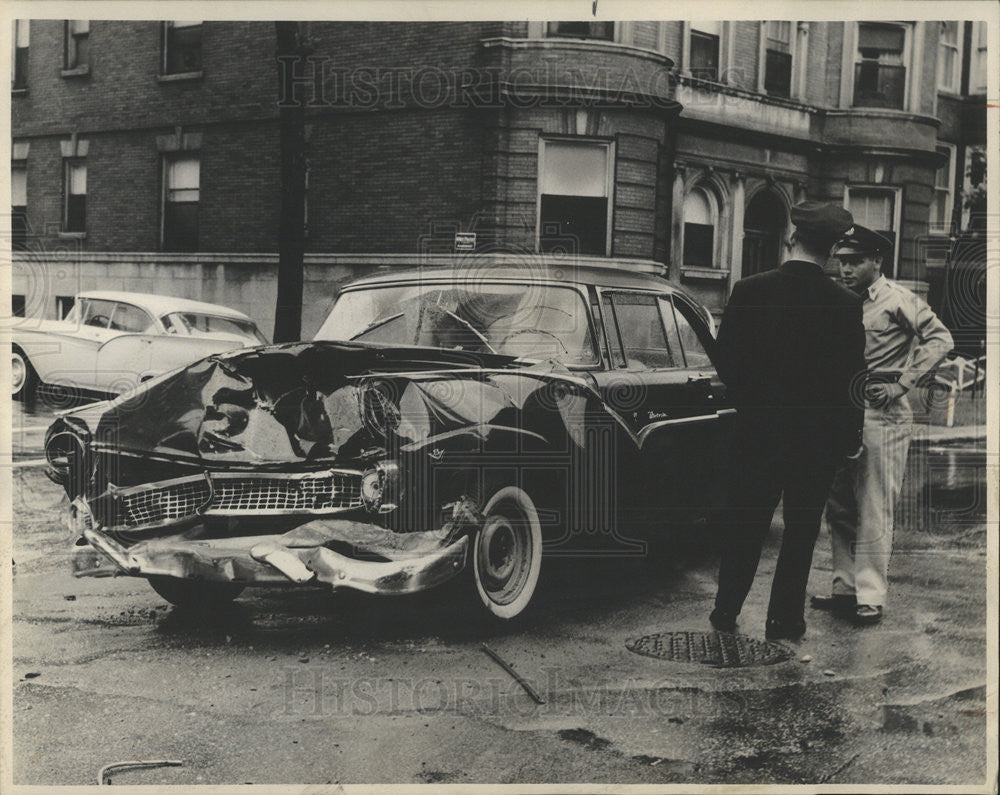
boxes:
[54,341,611,474]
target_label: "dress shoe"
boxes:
[853,604,883,626]
[709,608,737,633]
[809,594,857,613]
[765,617,806,640]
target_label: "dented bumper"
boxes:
[74,500,478,595]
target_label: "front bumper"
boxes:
[73,501,477,596]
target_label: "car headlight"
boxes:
[44,427,87,490]
[361,461,400,514]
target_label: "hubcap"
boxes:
[477,502,531,605]
[12,355,25,394]
[481,517,517,584]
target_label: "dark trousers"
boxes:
[714,439,838,623]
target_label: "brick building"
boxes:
[9,19,990,336]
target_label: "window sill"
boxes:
[157,70,204,83]
[680,267,730,282]
[61,65,90,78]
[57,231,87,240]
[11,87,28,96]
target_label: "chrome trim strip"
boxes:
[636,409,736,448]
[400,424,547,452]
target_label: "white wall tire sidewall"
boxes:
[473,485,542,620]
[12,351,27,396]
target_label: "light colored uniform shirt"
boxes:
[863,275,953,392]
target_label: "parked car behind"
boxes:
[46,262,733,621]
[12,290,267,401]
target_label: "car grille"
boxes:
[116,470,364,529]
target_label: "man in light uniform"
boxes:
[814,225,953,626]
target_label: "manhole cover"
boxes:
[625,631,792,668]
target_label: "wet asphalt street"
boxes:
[7,399,992,787]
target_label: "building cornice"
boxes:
[481,37,675,71]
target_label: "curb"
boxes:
[909,424,987,446]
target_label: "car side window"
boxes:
[605,292,678,370]
[81,299,116,328]
[659,297,685,367]
[601,295,626,368]
[110,302,155,333]
[672,299,713,368]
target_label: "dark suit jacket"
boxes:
[714,260,866,461]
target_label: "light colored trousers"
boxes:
[824,397,913,607]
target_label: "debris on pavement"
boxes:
[800,654,813,663]
[98,760,183,785]
[823,669,837,677]
[481,643,545,705]
[23,672,41,679]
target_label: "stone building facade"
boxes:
[10,19,989,336]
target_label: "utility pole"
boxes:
[273,22,308,343]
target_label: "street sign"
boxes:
[454,232,476,251]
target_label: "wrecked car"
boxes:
[46,263,734,620]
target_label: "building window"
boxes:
[846,187,899,275]
[56,295,76,319]
[937,22,961,93]
[12,20,29,90]
[12,295,26,318]
[764,21,793,97]
[689,21,722,81]
[929,145,956,233]
[163,155,200,251]
[962,144,986,230]
[970,22,988,94]
[546,21,614,41]
[162,21,202,75]
[63,160,86,233]
[682,188,716,269]
[12,160,28,250]
[538,139,613,257]
[64,20,90,71]
[854,22,907,109]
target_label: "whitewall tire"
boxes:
[472,485,542,620]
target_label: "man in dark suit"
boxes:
[710,201,867,640]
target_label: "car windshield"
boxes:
[315,282,599,366]
[160,312,268,344]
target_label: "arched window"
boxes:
[683,188,716,268]
[742,189,787,276]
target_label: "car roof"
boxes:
[77,291,254,321]
[342,262,680,293]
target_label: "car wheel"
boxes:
[471,485,542,620]
[147,576,245,608]
[11,347,38,402]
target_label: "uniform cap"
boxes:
[834,224,893,256]
[790,201,854,239]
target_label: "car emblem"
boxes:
[429,448,445,461]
